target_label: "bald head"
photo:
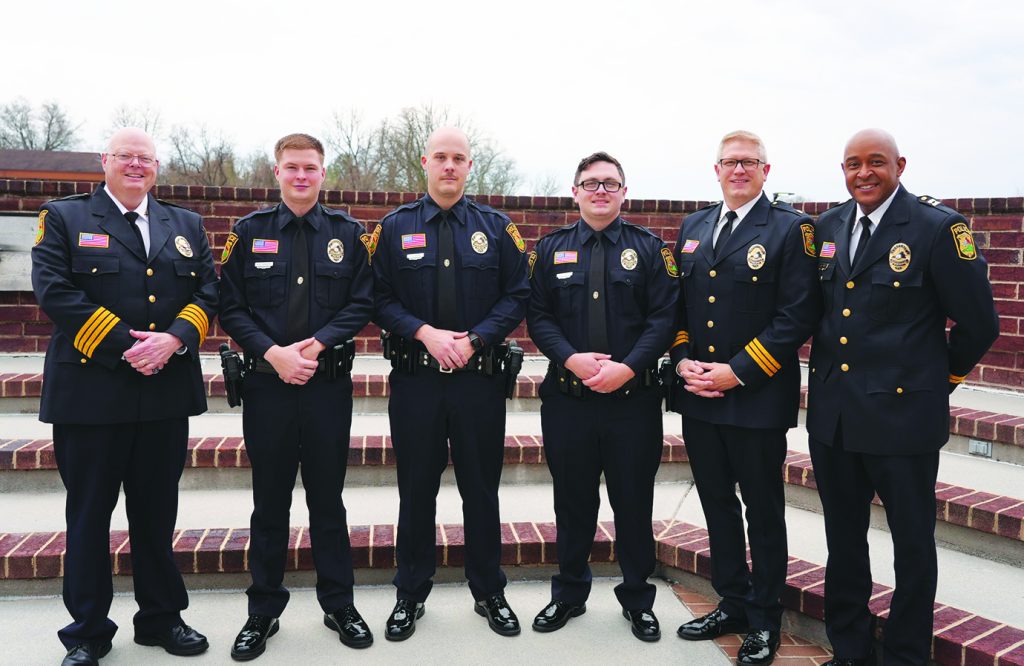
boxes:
[106,127,156,156]
[422,126,473,207]
[842,128,906,215]
[844,128,899,160]
[425,126,470,158]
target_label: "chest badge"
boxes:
[175,235,194,257]
[747,244,766,270]
[620,248,638,270]
[327,238,344,263]
[471,231,489,254]
[889,243,911,272]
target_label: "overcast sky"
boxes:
[6,0,1023,202]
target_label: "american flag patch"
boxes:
[820,242,836,258]
[553,250,578,264]
[401,233,427,250]
[681,239,700,253]
[252,238,279,253]
[78,232,109,248]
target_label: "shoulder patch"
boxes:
[360,224,382,261]
[506,223,526,253]
[34,210,47,246]
[661,247,679,277]
[221,232,239,264]
[800,223,816,257]
[950,222,977,260]
[528,250,538,279]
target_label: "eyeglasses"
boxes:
[109,153,158,167]
[577,179,623,193]
[718,158,764,170]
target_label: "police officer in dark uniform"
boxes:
[218,134,374,660]
[527,151,676,642]
[671,131,818,665]
[31,128,215,665]
[808,129,999,666]
[372,127,529,640]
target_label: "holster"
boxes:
[219,343,244,407]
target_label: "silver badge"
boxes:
[471,231,489,254]
[747,244,766,270]
[327,238,344,263]
[889,243,911,272]
[174,236,193,258]
[620,248,638,270]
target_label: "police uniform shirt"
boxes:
[218,203,373,355]
[528,216,677,374]
[31,186,218,424]
[807,185,999,454]
[372,195,530,344]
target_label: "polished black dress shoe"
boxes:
[324,604,373,648]
[230,615,279,661]
[474,594,521,636]
[134,623,209,656]
[823,654,875,666]
[61,641,112,665]
[737,629,781,665]
[622,608,661,642]
[531,600,586,632]
[677,607,748,640]
[385,600,424,642]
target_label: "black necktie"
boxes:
[124,211,145,257]
[588,231,609,353]
[852,216,872,268]
[437,211,458,329]
[714,210,737,258]
[285,217,309,344]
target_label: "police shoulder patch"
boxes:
[221,232,239,264]
[528,250,538,279]
[661,247,679,277]
[360,223,382,261]
[800,223,816,257]
[506,222,526,253]
[34,210,47,246]
[950,222,977,260]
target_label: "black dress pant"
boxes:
[810,433,939,666]
[682,417,788,632]
[388,369,507,602]
[540,384,663,610]
[242,373,355,617]
[54,418,189,649]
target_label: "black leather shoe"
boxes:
[134,623,208,656]
[324,604,373,648]
[230,615,279,661]
[61,641,111,665]
[737,629,781,665]
[474,594,521,636]
[385,600,424,642]
[622,608,661,642]
[677,608,748,640]
[531,600,586,632]
[823,655,875,666]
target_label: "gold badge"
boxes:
[471,231,489,254]
[327,238,344,263]
[175,235,194,257]
[661,247,678,277]
[620,248,638,270]
[888,243,911,272]
[528,250,538,279]
[950,222,977,260]
[800,223,816,257]
[221,232,238,264]
[506,222,526,253]
[747,244,766,270]
[34,210,47,246]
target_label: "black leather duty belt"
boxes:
[552,363,661,399]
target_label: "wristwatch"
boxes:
[468,332,484,351]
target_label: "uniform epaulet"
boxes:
[824,198,852,212]
[321,205,359,224]
[155,198,195,211]
[769,199,803,216]
[621,219,661,240]
[694,200,721,212]
[53,192,90,202]
[466,197,511,221]
[235,205,278,225]
[917,194,955,216]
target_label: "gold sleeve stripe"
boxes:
[745,338,781,377]
[671,331,690,348]
[949,374,967,384]
[176,304,210,346]
[74,307,120,358]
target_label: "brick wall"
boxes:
[2,180,1021,391]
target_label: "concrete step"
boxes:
[3,519,1021,666]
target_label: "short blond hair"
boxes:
[718,130,767,162]
[274,133,324,163]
